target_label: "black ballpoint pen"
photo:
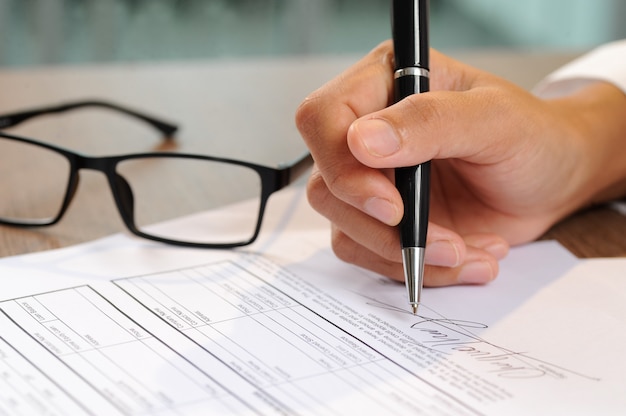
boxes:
[391,0,430,315]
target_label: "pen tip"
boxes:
[412,304,418,315]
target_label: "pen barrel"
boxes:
[392,0,429,70]
[394,73,429,102]
[394,72,430,250]
[396,162,430,249]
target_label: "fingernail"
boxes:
[425,240,461,267]
[358,118,400,157]
[364,197,398,225]
[457,261,495,284]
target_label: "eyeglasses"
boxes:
[0,100,313,248]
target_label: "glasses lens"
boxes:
[116,156,263,245]
[0,136,70,224]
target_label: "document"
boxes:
[0,187,625,415]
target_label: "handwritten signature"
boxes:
[359,294,599,381]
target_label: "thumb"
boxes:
[347,54,539,169]
[347,80,543,168]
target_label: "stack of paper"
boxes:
[0,187,624,415]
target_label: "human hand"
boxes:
[296,41,626,286]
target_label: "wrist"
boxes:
[558,82,626,208]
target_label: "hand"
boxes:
[296,41,626,286]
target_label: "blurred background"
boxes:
[1,0,625,68]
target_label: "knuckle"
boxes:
[330,228,359,265]
[305,170,332,213]
[306,157,361,209]
[370,40,395,70]
[395,94,451,159]
[405,94,448,134]
[376,228,402,263]
[295,92,324,141]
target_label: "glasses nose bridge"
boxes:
[72,153,135,230]
[72,154,121,200]
[74,154,115,176]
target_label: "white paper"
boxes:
[1,186,625,415]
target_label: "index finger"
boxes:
[295,41,399,220]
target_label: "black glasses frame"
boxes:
[0,100,313,248]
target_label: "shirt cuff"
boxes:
[533,39,626,99]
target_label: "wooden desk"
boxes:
[1,52,625,258]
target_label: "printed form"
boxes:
[0,187,625,415]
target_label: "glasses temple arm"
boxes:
[0,100,178,137]
[278,152,314,187]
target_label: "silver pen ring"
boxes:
[394,67,430,79]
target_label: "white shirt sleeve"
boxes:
[533,39,626,99]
